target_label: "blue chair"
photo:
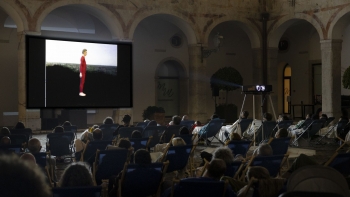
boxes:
[161,145,194,175]
[268,137,291,155]
[180,120,195,130]
[255,121,276,143]
[93,149,130,185]
[100,124,119,140]
[118,162,168,197]
[161,125,183,143]
[226,140,252,157]
[63,125,78,139]
[47,132,75,153]
[292,120,325,146]
[200,119,225,145]
[118,127,143,139]
[0,144,22,153]
[142,126,167,148]
[52,186,102,197]
[8,134,27,145]
[170,178,228,197]
[33,152,47,170]
[240,119,253,133]
[277,120,294,130]
[47,136,71,161]
[136,122,148,129]
[80,140,112,161]
[129,137,151,152]
[325,152,350,176]
[278,191,344,197]
[10,128,32,141]
[245,155,287,177]
[225,161,243,178]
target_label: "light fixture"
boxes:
[201,32,223,62]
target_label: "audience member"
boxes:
[190,120,202,132]
[14,121,25,129]
[172,115,181,126]
[103,116,114,125]
[80,125,99,143]
[274,128,289,138]
[0,136,11,145]
[198,114,219,142]
[242,112,272,139]
[20,153,37,165]
[59,162,94,187]
[114,114,133,136]
[221,110,249,141]
[0,127,11,136]
[52,126,64,133]
[75,128,103,159]
[62,121,72,127]
[0,155,51,197]
[181,115,189,121]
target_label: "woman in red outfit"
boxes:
[79,49,87,96]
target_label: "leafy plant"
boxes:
[343,66,350,89]
[142,106,165,120]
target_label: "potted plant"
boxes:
[210,67,243,122]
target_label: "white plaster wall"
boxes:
[206,22,254,120]
[133,16,189,122]
[341,24,350,95]
[0,9,18,126]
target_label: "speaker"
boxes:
[212,87,219,97]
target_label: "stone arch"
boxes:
[203,17,261,48]
[268,13,324,48]
[329,5,350,40]
[129,13,198,45]
[35,2,124,39]
[0,1,25,32]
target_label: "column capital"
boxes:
[320,39,343,50]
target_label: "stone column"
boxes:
[18,31,26,123]
[188,44,207,122]
[320,39,342,118]
[267,47,279,120]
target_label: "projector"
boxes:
[242,85,272,93]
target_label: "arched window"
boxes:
[283,65,291,114]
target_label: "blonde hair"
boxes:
[171,137,186,146]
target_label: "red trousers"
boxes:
[80,73,85,92]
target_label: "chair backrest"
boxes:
[121,163,164,197]
[239,119,253,132]
[323,117,335,127]
[226,140,252,157]
[136,122,148,129]
[33,152,47,170]
[95,149,129,180]
[47,132,75,143]
[300,119,313,130]
[83,140,112,161]
[142,126,167,148]
[278,120,294,129]
[8,134,27,145]
[119,127,143,139]
[336,120,350,134]
[0,144,22,153]
[268,137,291,155]
[129,137,149,152]
[165,145,193,173]
[47,135,71,156]
[9,128,32,141]
[100,124,119,140]
[249,155,285,177]
[326,152,350,176]
[171,178,227,197]
[278,191,344,197]
[52,186,102,197]
[204,119,225,138]
[180,120,195,130]
[174,134,194,145]
[225,161,242,177]
[302,120,325,138]
[162,125,183,143]
[257,121,276,142]
[63,125,77,138]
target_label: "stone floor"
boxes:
[34,131,342,181]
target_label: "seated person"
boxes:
[162,159,236,197]
[0,127,11,136]
[14,121,25,129]
[282,153,318,179]
[168,115,181,126]
[80,125,99,143]
[62,121,72,127]
[219,110,249,142]
[251,143,273,158]
[103,116,114,125]
[74,128,103,161]
[151,137,186,163]
[197,114,220,139]
[181,115,189,121]
[0,136,11,145]
[237,166,286,197]
[59,162,94,187]
[190,120,201,132]
[288,113,312,133]
[20,153,37,165]
[114,114,133,137]
[242,112,272,139]
[52,126,64,133]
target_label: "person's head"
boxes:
[195,121,202,126]
[241,111,249,119]
[305,113,313,119]
[103,116,114,125]
[92,128,103,140]
[59,162,93,187]
[257,143,273,156]
[321,114,328,120]
[82,49,87,56]
[134,149,151,165]
[53,126,64,133]
[171,137,186,146]
[275,128,288,138]
[246,166,270,181]
[14,121,25,129]
[172,115,181,125]
[0,155,51,197]
[181,115,189,121]
[20,153,36,165]
[212,147,234,165]
[316,108,322,117]
[211,114,219,120]
[122,115,131,125]
[179,126,190,135]
[118,138,131,149]
[231,133,241,140]
[62,121,72,127]
[28,138,42,154]
[0,127,10,136]
[0,136,11,145]
[278,114,283,121]
[263,113,272,121]
[131,130,142,138]
[89,125,99,132]
[205,159,227,180]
